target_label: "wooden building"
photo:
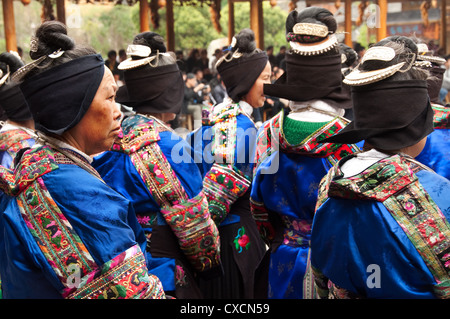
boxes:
[2,0,449,54]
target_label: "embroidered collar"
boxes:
[35,133,93,164]
[288,99,345,121]
[328,154,426,202]
[270,109,352,158]
[0,122,37,137]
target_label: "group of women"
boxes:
[0,5,449,300]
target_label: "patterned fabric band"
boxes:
[63,245,166,299]
[203,163,251,225]
[249,198,274,245]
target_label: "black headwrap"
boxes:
[264,52,352,108]
[20,54,105,135]
[115,63,184,114]
[0,82,32,122]
[217,51,268,103]
[322,80,434,150]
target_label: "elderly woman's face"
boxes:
[242,61,272,108]
[67,66,121,155]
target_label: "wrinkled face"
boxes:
[66,66,121,155]
[242,61,272,108]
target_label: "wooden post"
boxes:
[3,0,18,52]
[166,0,175,51]
[56,0,66,24]
[139,0,150,32]
[344,0,352,47]
[376,0,387,41]
[250,0,264,49]
[228,0,235,44]
[441,0,447,53]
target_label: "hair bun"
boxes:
[233,28,257,54]
[286,7,337,43]
[133,32,167,55]
[30,20,75,60]
[0,52,24,74]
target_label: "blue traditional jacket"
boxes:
[0,144,165,299]
[250,110,360,299]
[416,104,450,180]
[311,154,450,299]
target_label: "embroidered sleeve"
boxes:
[116,120,222,276]
[203,163,251,225]
[159,191,221,276]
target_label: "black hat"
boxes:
[263,8,351,108]
[322,37,434,150]
[216,28,268,103]
[116,32,184,114]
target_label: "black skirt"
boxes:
[198,191,267,299]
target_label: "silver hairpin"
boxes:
[48,49,64,59]
[30,36,39,53]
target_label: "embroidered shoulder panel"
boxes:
[112,116,160,154]
[432,104,450,129]
[14,146,60,195]
[327,155,416,202]
[0,129,34,154]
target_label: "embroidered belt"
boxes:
[281,215,311,248]
[14,148,165,299]
[203,163,250,225]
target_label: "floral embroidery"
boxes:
[234,227,250,253]
[175,264,188,287]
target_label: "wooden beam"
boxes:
[344,0,352,46]
[56,0,66,24]
[250,0,264,49]
[228,0,235,44]
[376,0,387,41]
[2,0,17,52]
[166,0,175,51]
[441,0,447,53]
[139,0,150,32]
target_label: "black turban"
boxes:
[20,54,105,135]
